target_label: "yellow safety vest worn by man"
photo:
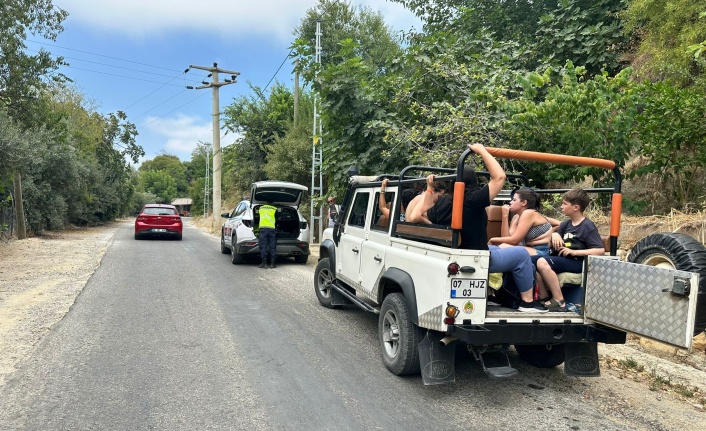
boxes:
[258,204,277,268]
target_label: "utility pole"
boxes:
[203,143,211,216]
[310,19,324,243]
[186,63,239,228]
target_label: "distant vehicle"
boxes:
[134,204,183,240]
[220,181,310,264]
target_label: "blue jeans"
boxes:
[259,228,276,260]
[488,245,534,293]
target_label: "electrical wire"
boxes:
[141,91,209,128]
[263,48,294,92]
[28,39,177,71]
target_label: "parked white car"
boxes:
[220,181,310,264]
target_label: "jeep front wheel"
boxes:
[314,258,337,309]
[379,293,423,375]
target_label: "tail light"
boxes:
[444,303,459,325]
[447,262,460,276]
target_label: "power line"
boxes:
[28,39,178,72]
[25,48,203,83]
[140,91,209,127]
[132,89,189,121]
[60,65,192,87]
[263,48,294,92]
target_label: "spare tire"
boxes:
[627,233,706,336]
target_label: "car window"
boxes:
[347,192,370,228]
[371,191,395,232]
[234,202,248,216]
[143,207,176,215]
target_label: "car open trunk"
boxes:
[252,204,301,240]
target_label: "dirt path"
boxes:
[1,219,705,426]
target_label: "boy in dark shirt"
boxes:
[534,188,605,312]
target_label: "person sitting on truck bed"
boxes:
[377,179,417,225]
[533,188,605,312]
[415,144,547,313]
[406,179,446,224]
[488,187,559,256]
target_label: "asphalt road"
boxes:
[0,222,683,430]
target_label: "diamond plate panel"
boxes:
[418,305,443,331]
[585,257,696,348]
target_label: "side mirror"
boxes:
[220,212,230,218]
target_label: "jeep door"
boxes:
[337,191,371,287]
[359,189,394,293]
[584,256,699,350]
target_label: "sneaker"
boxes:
[487,297,502,307]
[518,300,548,313]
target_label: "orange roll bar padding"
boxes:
[485,147,616,170]
[451,182,465,229]
[610,193,622,237]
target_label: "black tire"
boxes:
[294,254,309,264]
[230,236,244,264]
[379,293,424,375]
[627,232,706,335]
[176,234,182,241]
[134,233,140,240]
[220,232,230,254]
[514,344,566,368]
[314,258,337,309]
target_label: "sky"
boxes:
[28,0,422,165]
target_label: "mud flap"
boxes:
[418,333,455,385]
[330,287,353,306]
[564,342,600,377]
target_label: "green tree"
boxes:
[621,0,706,87]
[0,0,68,126]
[222,82,296,194]
[505,63,638,186]
[139,154,188,197]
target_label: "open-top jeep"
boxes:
[314,147,706,384]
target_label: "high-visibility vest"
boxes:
[259,204,277,229]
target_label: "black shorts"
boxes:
[532,255,583,273]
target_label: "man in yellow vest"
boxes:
[258,201,278,268]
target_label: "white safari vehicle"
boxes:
[314,147,706,384]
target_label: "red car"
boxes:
[134,204,183,240]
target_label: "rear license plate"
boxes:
[153,229,167,233]
[450,279,486,298]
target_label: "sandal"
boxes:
[544,298,566,311]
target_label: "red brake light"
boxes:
[447,262,460,276]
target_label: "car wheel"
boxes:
[220,232,230,254]
[176,234,182,241]
[514,344,566,368]
[379,293,423,375]
[230,236,244,264]
[294,254,308,264]
[314,258,338,309]
[134,232,140,240]
[628,232,706,335]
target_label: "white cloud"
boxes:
[142,113,213,159]
[54,0,419,41]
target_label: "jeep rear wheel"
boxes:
[628,232,706,335]
[379,293,423,375]
[314,258,337,309]
[514,344,566,368]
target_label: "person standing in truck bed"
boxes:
[416,144,547,312]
